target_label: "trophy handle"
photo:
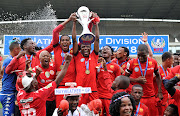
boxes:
[87,18,94,24]
[76,12,79,17]
[76,19,83,25]
[89,12,92,18]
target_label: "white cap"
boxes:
[22,75,33,90]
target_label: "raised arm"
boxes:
[55,53,72,86]
[141,32,153,58]
[91,12,100,54]
[53,13,76,46]
[94,23,99,54]
[6,51,26,74]
[72,17,78,55]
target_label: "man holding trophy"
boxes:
[72,6,100,105]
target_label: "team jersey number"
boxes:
[21,108,36,116]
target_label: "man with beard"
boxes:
[96,45,121,116]
[52,86,86,116]
[52,13,77,107]
[32,50,57,116]
[125,44,163,116]
[72,12,100,105]
[112,46,130,74]
[131,84,149,116]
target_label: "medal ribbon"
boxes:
[61,51,70,65]
[100,60,111,68]
[135,102,141,116]
[117,60,127,67]
[160,65,168,77]
[138,58,148,77]
[85,59,89,70]
[25,54,33,67]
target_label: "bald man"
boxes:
[32,50,57,116]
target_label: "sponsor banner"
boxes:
[4,35,169,55]
[54,87,92,95]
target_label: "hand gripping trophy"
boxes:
[76,6,95,44]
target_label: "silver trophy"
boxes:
[76,6,95,44]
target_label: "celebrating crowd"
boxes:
[0,12,180,116]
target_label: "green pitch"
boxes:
[0,102,2,108]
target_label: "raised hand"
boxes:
[69,12,77,22]
[17,51,26,59]
[25,59,31,71]
[141,32,148,42]
[35,66,42,78]
[91,11,99,25]
[91,11,98,18]
[65,53,72,63]
[101,57,107,71]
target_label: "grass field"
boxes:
[0,102,2,108]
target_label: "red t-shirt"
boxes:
[53,47,76,85]
[53,24,76,86]
[17,81,56,116]
[96,62,121,98]
[112,58,129,71]
[0,56,2,61]
[74,51,98,91]
[5,45,53,91]
[126,57,158,97]
[172,89,180,115]
[5,45,53,75]
[134,102,149,116]
[32,64,56,101]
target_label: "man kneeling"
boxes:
[17,53,72,116]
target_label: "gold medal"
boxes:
[28,67,32,71]
[45,71,50,78]
[60,65,64,70]
[85,70,90,74]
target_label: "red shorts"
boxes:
[141,96,159,116]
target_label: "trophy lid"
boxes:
[77,6,90,16]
